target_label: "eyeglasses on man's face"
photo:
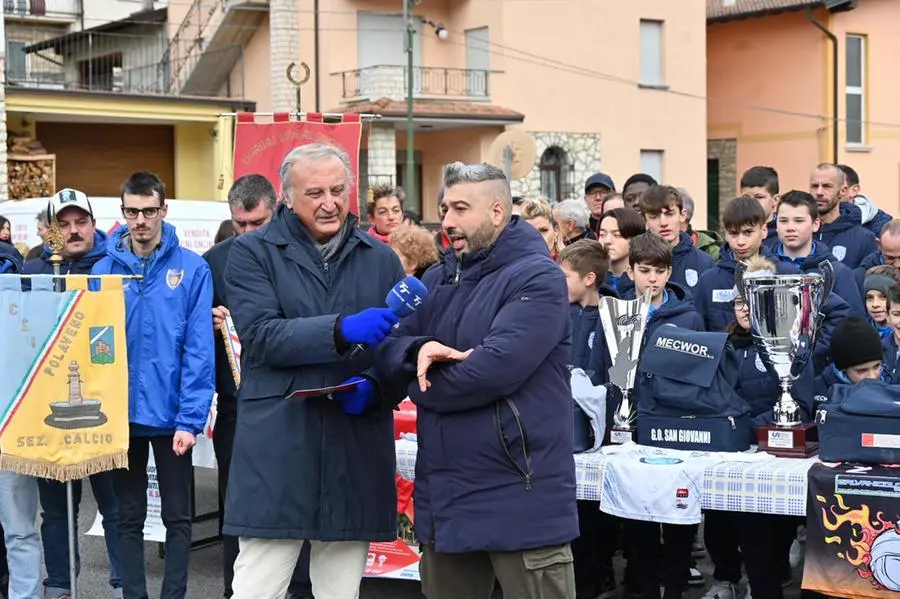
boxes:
[121,206,161,220]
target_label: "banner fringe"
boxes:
[0,451,129,482]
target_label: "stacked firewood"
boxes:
[8,135,48,156]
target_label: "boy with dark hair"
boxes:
[739,166,780,249]
[694,196,799,332]
[557,240,617,599]
[774,190,866,317]
[883,285,900,380]
[863,265,900,338]
[640,185,714,292]
[621,232,703,599]
[598,207,646,296]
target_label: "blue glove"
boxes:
[340,308,400,346]
[333,376,376,415]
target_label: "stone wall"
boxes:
[509,131,602,202]
[707,138,738,221]
[269,0,300,112]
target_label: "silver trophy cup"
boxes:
[599,290,652,440]
[735,261,834,427]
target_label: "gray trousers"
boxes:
[420,543,576,599]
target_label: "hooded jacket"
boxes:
[853,195,892,237]
[692,229,723,261]
[91,223,215,435]
[375,216,578,553]
[815,203,878,269]
[671,231,715,291]
[773,241,866,318]
[603,271,634,297]
[762,219,779,252]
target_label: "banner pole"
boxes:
[46,205,80,599]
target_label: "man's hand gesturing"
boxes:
[416,341,473,392]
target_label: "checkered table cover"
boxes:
[396,439,815,517]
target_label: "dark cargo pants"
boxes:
[420,543,576,599]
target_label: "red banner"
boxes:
[232,113,363,215]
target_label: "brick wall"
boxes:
[269,0,300,112]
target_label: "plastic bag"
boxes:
[571,368,608,453]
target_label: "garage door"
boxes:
[37,122,176,198]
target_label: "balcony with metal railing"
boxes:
[5,24,245,98]
[2,0,81,22]
[337,65,491,102]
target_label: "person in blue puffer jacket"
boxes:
[810,164,877,269]
[91,172,214,599]
[703,287,814,599]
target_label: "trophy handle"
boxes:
[734,260,748,302]
[817,259,836,301]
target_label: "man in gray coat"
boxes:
[224,143,407,599]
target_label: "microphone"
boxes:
[349,276,428,358]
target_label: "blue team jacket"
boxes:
[91,223,215,435]
[773,242,866,318]
[815,203,878,269]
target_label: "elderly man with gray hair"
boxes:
[677,187,722,261]
[553,198,596,244]
[377,162,578,599]
[224,144,407,599]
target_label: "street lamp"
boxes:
[403,0,447,215]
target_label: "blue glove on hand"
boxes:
[333,376,376,415]
[340,308,400,346]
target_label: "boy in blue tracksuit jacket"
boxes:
[91,172,214,599]
[556,239,620,599]
[703,293,814,599]
[772,190,866,318]
[639,185,714,292]
[814,318,889,402]
[620,233,704,599]
[811,165,877,268]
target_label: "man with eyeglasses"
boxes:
[23,188,122,599]
[92,171,215,599]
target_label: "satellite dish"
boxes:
[488,130,536,181]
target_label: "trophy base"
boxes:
[605,427,635,445]
[757,422,818,458]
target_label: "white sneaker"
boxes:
[702,580,737,599]
[789,538,803,569]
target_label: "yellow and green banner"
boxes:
[0,275,129,481]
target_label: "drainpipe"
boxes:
[314,0,321,112]
[806,7,839,164]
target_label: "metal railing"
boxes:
[163,0,225,92]
[6,26,243,97]
[337,66,491,101]
[2,0,80,20]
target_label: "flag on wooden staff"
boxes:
[221,314,241,386]
[231,112,364,215]
[0,275,130,481]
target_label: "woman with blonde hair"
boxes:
[520,198,565,259]
[391,225,440,279]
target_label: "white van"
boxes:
[0,196,232,255]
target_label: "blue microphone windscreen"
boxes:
[386,276,428,317]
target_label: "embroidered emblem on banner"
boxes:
[89,327,115,365]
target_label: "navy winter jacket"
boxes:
[882,335,899,381]
[603,271,634,297]
[570,303,599,374]
[815,203,878,269]
[729,328,814,434]
[671,232,715,291]
[0,242,23,274]
[773,242,866,318]
[762,220,779,251]
[375,216,578,553]
[694,246,802,332]
[620,282,704,340]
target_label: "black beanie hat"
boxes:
[829,317,883,371]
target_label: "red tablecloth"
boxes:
[394,400,417,516]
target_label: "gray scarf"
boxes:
[312,218,352,263]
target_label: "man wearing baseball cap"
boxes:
[584,172,616,235]
[23,188,122,599]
